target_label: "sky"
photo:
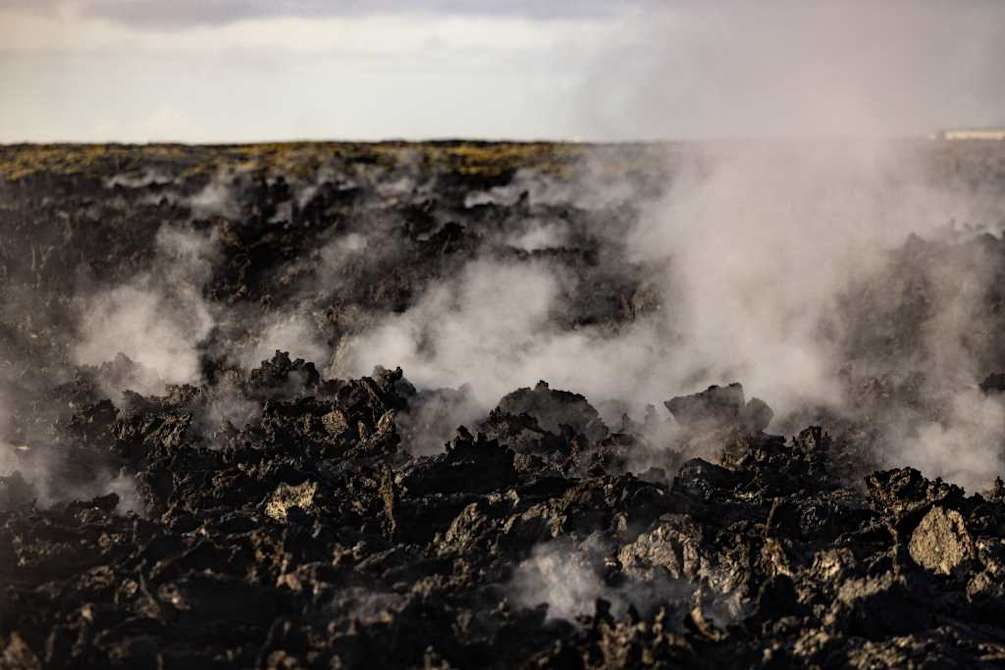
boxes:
[1,1,1003,142]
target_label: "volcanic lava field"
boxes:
[5,140,1005,668]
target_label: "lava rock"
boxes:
[908,506,974,575]
[495,380,608,443]
[665,383,774,434]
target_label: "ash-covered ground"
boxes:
[4,140,1005,668]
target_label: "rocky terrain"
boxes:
[4,141,1005,668]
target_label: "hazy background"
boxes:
[1,0,1003,142]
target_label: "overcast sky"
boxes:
[1,1,1003,142]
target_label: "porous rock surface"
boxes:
[4,143,1005,668]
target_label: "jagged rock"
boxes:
[247,351,320,397]
[264,481,318,521]
[672,458,737,502]
[980,372,1005,394]
[666,383,745,428]
[665,383,774,434]
[741,396,774,434]
[495,380,608,443]
[617,514,704,582]
[908,506,974,575]
[321,408,350,435]
[866,467,966,516]
[5,143,1005,668]
[0,632,41,670]
[400,428,516,496]
[828,573,929,638]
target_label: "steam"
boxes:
[1,390,143,512]
[104,168,173,190]
[335,140,1005,490]
[512,541,609,621]
[344,146,958,413]
[505,218,570,252]
[631,143,956,413]
[632,143,1005,488]
[323,2,1005,491]
[317,232,368,286]
[73,225,218,396]
[888,389,1005,493]
[466,161,645,212]
[337,257,668,410]
[397,385,483,456]
[203,376,262,434]
[2,220,226,511]
[12,2,1005,507]
[239,311,327,371]
[189,169,241,219]
[512,538,693,623]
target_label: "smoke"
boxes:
[337,256,671,412]
[318,232,368,281]
[1,391,142,511]
[103,168,173,190]
[320,3,1005,492]
[632,143,952,412]
[73,224,218,396]
[504,218,570,253]
[512,538,693,623]
[884,389,1005,493]
[239,311,327,371]
[465,161,643,212]
[189,169,241,219]
[202,376,262,434]
[512,541,608,621]
[337,151,1005,493]
[396,385,484,456]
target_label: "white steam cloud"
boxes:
[341,142,1005,490]
[512,542,609,621]
[512,539,693,623]
[505,218,570,253]
[332,2,1005,492]
[630,142,987,414]
[338,257,670,412]
[74,225,218,396]
[889,389,1005,493]
[1,391,142,512]
[189,169,241,219]
[239,311,327,370]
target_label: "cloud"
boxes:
[2,0,637,29]
[1,1,1003,142]
[0,2,595,143]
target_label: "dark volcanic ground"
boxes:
[4,141,1005,668]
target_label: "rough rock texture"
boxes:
[3,142,1005,668]
[3,356,1005,668]
[908,506,974,575]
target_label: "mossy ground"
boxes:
[0,141,596,182]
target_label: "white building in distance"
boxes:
[938,128,1005,140]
